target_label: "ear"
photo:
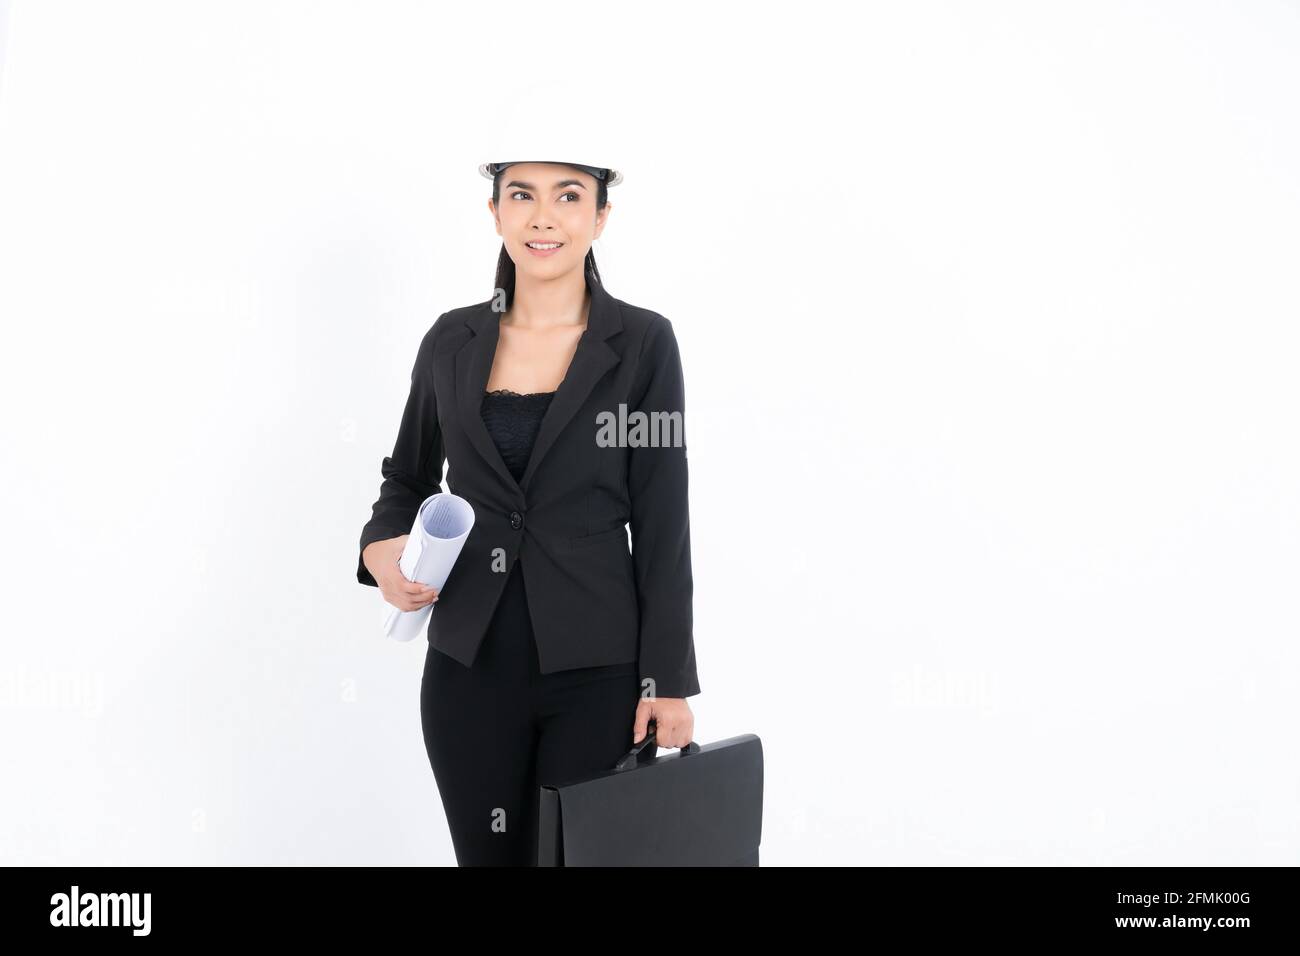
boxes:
[487,198,501,236]
[593,200,613,241]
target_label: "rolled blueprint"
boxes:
[381,492,476,642]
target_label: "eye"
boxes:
[559,191,581,202]
[509,190,532,200]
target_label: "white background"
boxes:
[1,0,1296,866]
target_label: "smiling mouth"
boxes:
[525,241,564,250]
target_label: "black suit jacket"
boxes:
[356,270,700,699]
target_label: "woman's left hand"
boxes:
[632,696,694,749]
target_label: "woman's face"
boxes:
[489,162,610,281]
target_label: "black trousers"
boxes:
[420,559,650,866]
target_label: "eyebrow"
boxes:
[505,179,588,191]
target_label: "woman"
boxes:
[356,158,701,866]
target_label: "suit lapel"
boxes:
[456,309,523,494]
[453,271,624,498]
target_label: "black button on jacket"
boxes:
[356,271,700,699]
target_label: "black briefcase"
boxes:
[536,719,763,866]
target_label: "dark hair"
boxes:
[491,167,608,312]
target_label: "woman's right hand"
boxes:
[363,535,440,611]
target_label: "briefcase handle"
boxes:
[612,717,700,772]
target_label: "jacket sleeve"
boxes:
[356,319,446,588]
[627,316,701,698]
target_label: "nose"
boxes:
[528,207,559,231]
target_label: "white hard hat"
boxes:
[476,81,624,188]
[478,79,624,189]
[478,159,623,187]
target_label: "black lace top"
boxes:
[481,388,556,482]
